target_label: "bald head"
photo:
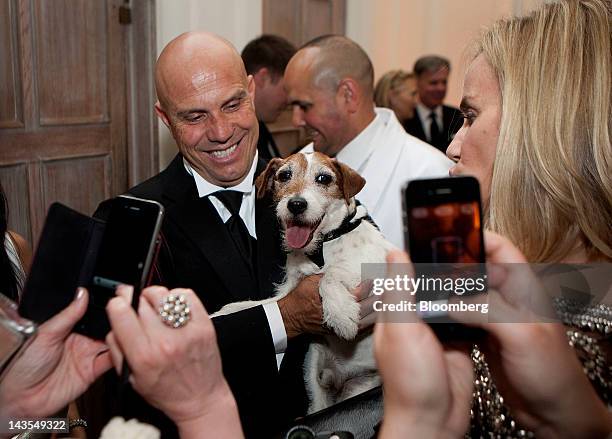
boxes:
[155,31,247,110]
[290,35,374,98]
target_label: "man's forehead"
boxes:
[168,68,247,103]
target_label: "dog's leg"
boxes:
[304,343,336,413]
[319,271,361,340]
[211,266,303,317]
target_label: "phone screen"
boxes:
[88,196,163,307]
[402,177,487,340]
[407,200,483,263]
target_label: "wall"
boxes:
[156,0,262,168]
[346,0,544,107]
[155,0,545,169]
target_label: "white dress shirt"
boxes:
[184,152,287,368]
[303,108,452,248]
[416,103,443,143]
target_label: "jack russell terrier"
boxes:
[214,151,394,413]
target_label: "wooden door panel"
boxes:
[41,156,109,216]
[34,0,109,126]
[301,0,333,43]
[0,0,24,128]
[0,0,126,245]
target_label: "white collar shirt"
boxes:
[416,103,443,143]
[183,152,258,239]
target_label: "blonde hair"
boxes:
[374,70,415,109]
[476,0,611,261]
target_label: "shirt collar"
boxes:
[183,151,259,198]
[336,109,385,172]
[416,103,442,121]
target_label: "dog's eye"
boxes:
[277,170,292,182]
[315,174,333,185]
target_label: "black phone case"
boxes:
[18,202,109,339]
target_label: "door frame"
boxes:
[125,0,158,186]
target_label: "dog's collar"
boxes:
[306,200,378,269]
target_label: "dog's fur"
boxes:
[213,152,394,413]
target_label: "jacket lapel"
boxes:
[357,112,405,216]
[161,155,258,302]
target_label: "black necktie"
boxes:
[213,191,252,262]
[429,111,441,145]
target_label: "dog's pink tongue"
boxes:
[286,225,312,249]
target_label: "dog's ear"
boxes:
[255,158,283,199]
[332,159,366,204]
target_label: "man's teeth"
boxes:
[210,144,237,158]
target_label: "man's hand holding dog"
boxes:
[278,275,324,339]
[278,275,377,339]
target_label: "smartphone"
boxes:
[78,195,164,339]
[402,176,486,340]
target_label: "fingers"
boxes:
[353,279,374,301]
[115,284,134,303]
[39,287,89,341]
[106,293,149,367]
[105,331,124,374]
[358,294,379,330]
[484,231,527,263]
[92,350,113,378]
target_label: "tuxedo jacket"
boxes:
[403,104,461,153]
[89,154,308,438]
[257,120,281,160]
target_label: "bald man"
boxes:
[284,36,453,248]
[91,32,321,438]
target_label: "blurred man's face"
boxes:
[417,67,449,109]
[156,59,258,187]
[254,71,288,123]
[284,53,349,157]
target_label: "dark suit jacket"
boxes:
[257,120,281,160]
[86,154,307,438]
[403,104,461,153]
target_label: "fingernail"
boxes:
[75,287,86,301]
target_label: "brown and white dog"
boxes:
[214,151,394,412]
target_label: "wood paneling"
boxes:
[263,0,345,47]
[0,1,158,245]
[0,164,31,244]
[0,0,24,128]
[34,0,109,126]
[42,156,109,216]
[263,0,345,153]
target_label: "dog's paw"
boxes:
[321,294,360,340]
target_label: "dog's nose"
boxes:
[287,197,308,215]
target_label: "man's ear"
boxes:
[154,101,171,128]
[247,74,256,100]
[337,78,359,113]
[332,159,366,204]
[253,67,269,89]
[255,158,283,199]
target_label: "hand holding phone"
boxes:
[82,195,164,339]
[402,176,487,341]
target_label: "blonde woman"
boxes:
[376,0,611,437]
[374,70,418,121]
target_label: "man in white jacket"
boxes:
[284,35,453,248]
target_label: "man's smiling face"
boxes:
[157,50,258,187]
